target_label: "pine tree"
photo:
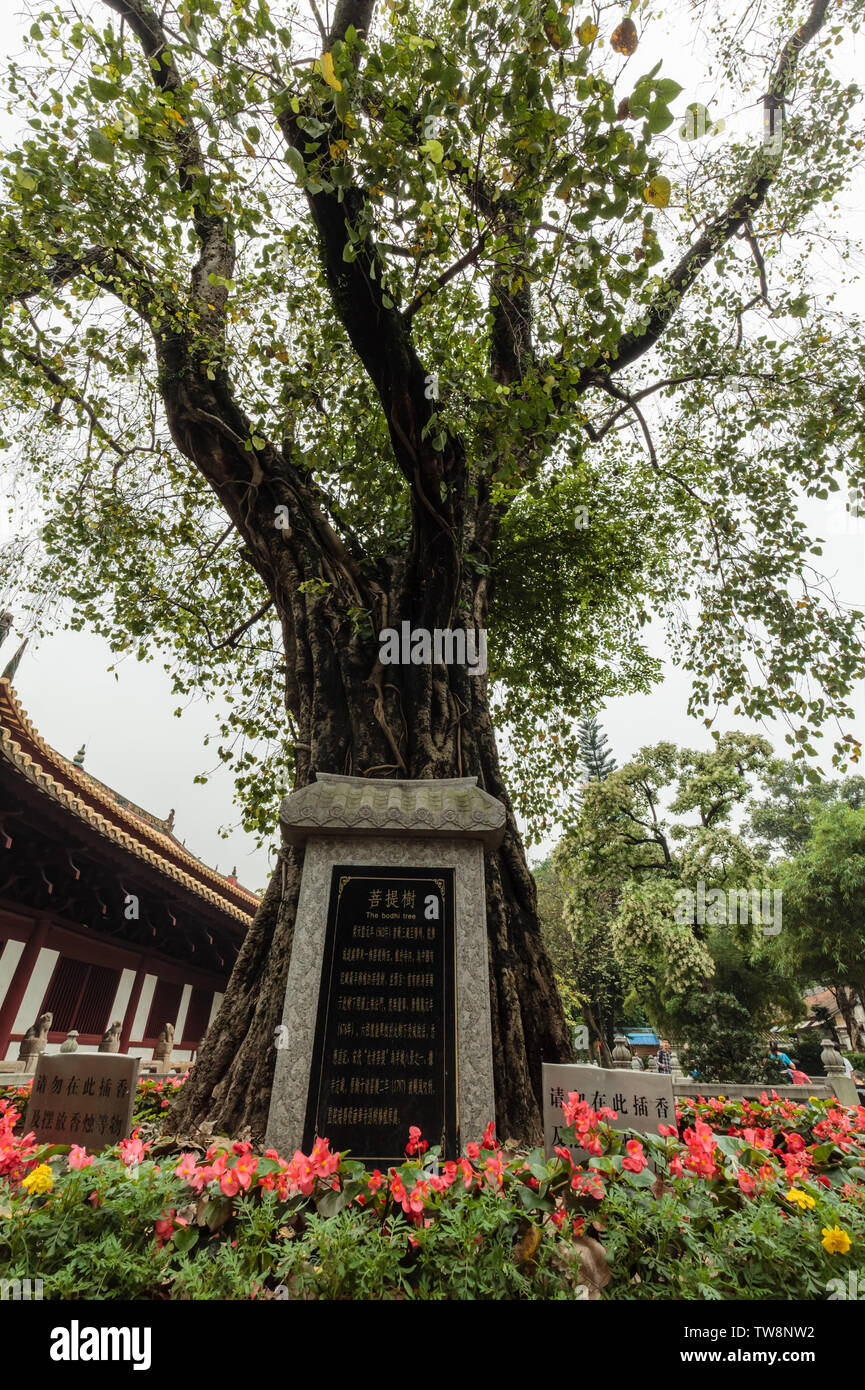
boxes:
[578,716,617,783]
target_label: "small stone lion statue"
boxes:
[154,1022,174,1067]
[18,1011,52,1061]
[98,1020,122,1053]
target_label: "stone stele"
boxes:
[265,773,505,1157]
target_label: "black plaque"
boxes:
[303,865,458,1165]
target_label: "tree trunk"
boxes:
[169,555,572,1147]
[834,985,865,1053]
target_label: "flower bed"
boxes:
[1,1091,863,1300]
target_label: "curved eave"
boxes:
[0,680,258,927]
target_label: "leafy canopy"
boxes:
[0,0,862,842]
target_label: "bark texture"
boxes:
[169,548,573,1145]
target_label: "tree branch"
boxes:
[102,0,235,324]
[597,0,831,379]
[403,234,487,322]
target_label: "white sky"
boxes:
[0,2,862,890]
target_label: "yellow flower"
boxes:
[822,1226,852,1254]
[786,1187,816,1210]
[21,1163,54,1195]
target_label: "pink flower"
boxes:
[285,1151,316,1196]
[570,1170,605,1200]
[481,1152,504,1190]
[68,1145,93,1170]
[465,1141,480,1161]
[219,1168,240,1197]
[233,1154,258,1190]
[118,1131,150,1167]
[309,1137,339,1179]
[174,1152,199,1183]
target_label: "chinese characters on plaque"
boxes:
[542,1062,676,1162]
[303,866,457,1165]
[26,1053,140,1150]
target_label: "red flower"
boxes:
[154,1211,176,1249]
[405,1125,429,1157]
[481,1121,498,1151]
[622,1139,647,1174]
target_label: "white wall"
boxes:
[107,967,137,1032]
[11,947,58,1036]
[130,973,157,1042]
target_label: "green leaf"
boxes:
[283,146,306,182]
[172,1225,199,1254]
[623,1165,656,1188]
[88,77,120,102]
[420,138,444,164]
[316,1186,349,1217]
[811,1142,836,1162]
[647,102,674,135]
[87,128,115,163]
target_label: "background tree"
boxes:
[773,802,865,1051]
[748,760,865,858]
[675,992,769,1085]
[538,714,632,1063]
[556,734,798,1041]
[577,714,617,783]
[0,0,862,1139]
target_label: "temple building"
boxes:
[0,674,258,1064]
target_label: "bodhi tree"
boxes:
[0,0,863,1140]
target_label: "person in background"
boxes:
[657,1038,672,1074]
[767,1041,794,1082]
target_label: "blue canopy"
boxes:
[624,1029,659,1046]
